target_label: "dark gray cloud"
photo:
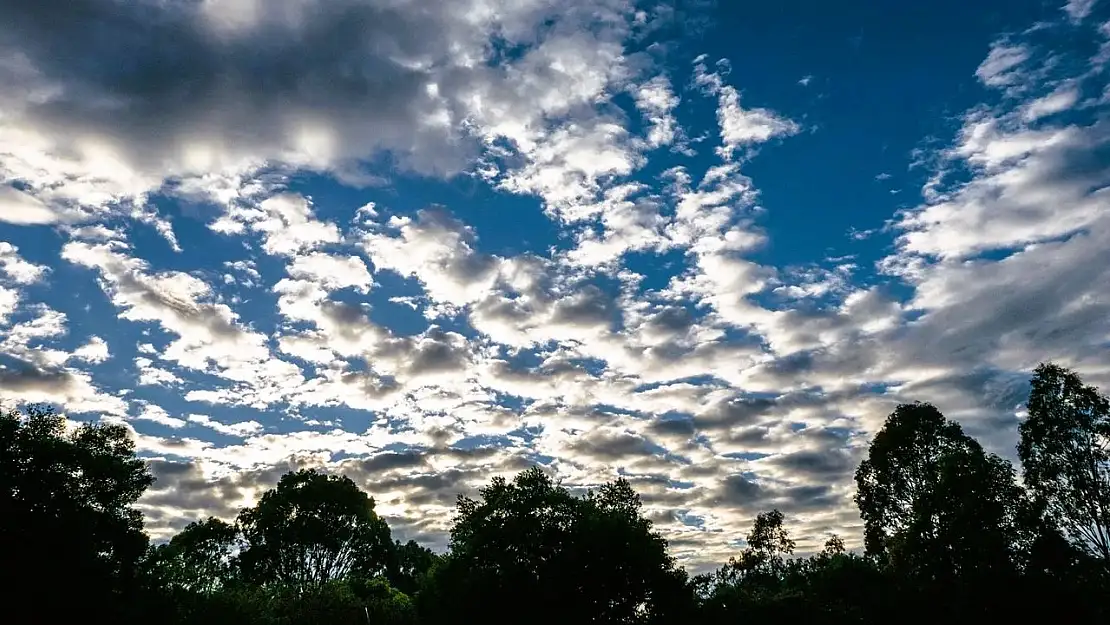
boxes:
[718,474,767,505]
[0,0,468,176]
[0,360,78,393]
[353,451,429,474]
[767,448,859,481]
[0,0,645,222]
[644,305,695,335]
[711,473,843,514]
[648,416,696,439]
[550,284,618,328]
[566,428,658,462]
[694,396,777,431]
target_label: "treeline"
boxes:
[2,363,1108,624]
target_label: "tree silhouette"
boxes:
[0,404,153,622]
[854,402,1025,581]
[237,468,394,590]
[1019,363,1110,562]
[147,517,240,594]
[426,467,687,625]
[389,539,438,596]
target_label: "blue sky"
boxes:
[1,0,1108,564]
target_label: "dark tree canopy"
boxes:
[237,468,394,589]
[389,539,439,596]
[854,402,1026,580]
[1019,363,1110,562]
[147,517,240,594]
[0,404,153,622]
[428,467,688,625]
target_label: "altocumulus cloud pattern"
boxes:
[0,0,1108,566]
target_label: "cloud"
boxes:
[1063,0,1098,23]
[0,186,61,224]
[975,41,1030,88]
[136,403,188,429]
[0,357,127,415]
[0,242,48,284]
[0,0,644,217]
[694,56,800,158]
[894,111,1108,259]
[635,75,681,148]
[71,336,111,364]
[362,209,500,306]
[188,414,264,437]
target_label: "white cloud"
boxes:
[214,193,341,257]
[715,85,800,156]
[188,414,264,437]
[1063,0,1097,23]
[287,252,372,292]
[498,120,645,222]
[693,56,800,158]
[0,286,17,325]
[136,403,188,429]
[0,186,61,224]
[72,336,111,364]
[896,113,1106,259]
[975,42,1030,88]
[1022,84,1080,121]
[635,75,681,148]
[0,0,645,222]
[362,210,500,306]
[135,357,184,387]
[0,242,48,284]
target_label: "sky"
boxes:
[1,0,1109,566]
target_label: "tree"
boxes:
[747,509,796,559]
[264,578,416,625]
[0,404,154,621]
[388,539,438,596]
[237,469,393,590]
[716,509,796,587]
[699,512,894,625]
[702,509,796,620]
[1018,363,1110,562]
[147,517,240,594]
[821,535,846,557]
[854,403,1025,581]
[426,467,688,625]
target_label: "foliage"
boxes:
[146,517,240,593]
[0,404,153,622]
[1019,363,1110,562]
[428,467,689,625]
[389,539,439,595]
[854,402,1026,582]
[237,468,394,589]
[3,363,1110,624]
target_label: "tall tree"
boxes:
[147,517,240,594]
[0,404,154,621]
[1018,363,1110,562]
[388,539,438,596]
[854,403,1025,580]
[427,467,688,625]
[717,509,796,587]
[237,469,393,589]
